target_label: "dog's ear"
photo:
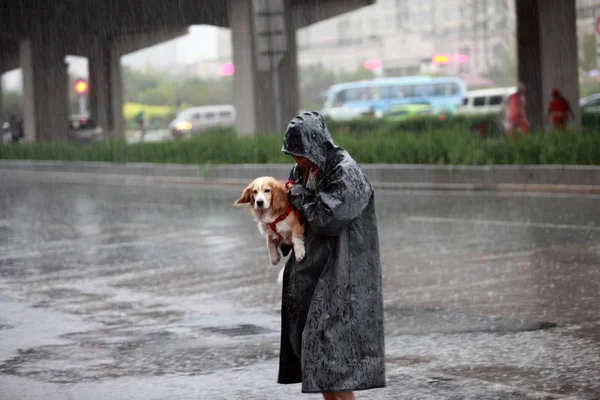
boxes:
[271,182,288,213]
[234,185,253,206]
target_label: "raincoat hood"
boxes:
[281,112,334,170]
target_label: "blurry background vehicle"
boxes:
[1,121,11,144]
[580,94,600,113]
[458,87,515,115]
[169,105,235,138]
[69,116,104,144]
[321,75,466,121]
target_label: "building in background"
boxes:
[211,0,515,80]
[175,0,596,81]
[576,0,600,32]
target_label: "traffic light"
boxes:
[74,79,89,95]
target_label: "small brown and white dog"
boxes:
[234,177,305,283]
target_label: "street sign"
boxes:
[253,0,287,72]
[252,0,288,131]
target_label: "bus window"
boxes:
[345,88,369,102]
[396,85,416,98]
[433,83,460,96]
[416,85,431,97]
[381,86,399,99]
[369,86,382,100]
[333,90,347,106]
[219,111,232,118]
[205,112,215,119]
[355,88,369,101]
[345,89,359,102]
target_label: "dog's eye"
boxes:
[264,189,271,193]
[253,190,258,194]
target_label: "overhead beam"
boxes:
[291,0,375,29]
[65,27,189,58]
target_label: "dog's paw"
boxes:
[294,246,306,262]
[270,254,281,265]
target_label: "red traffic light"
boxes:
[74,79,89,94]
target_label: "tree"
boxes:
[121,67,234,109]
[483,39,517,87]
[123,66,170,103]
[137,85,177,106]
[2,91,22,116]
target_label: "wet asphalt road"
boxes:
[0,175,599,400]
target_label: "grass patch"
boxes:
[123,103,175,120]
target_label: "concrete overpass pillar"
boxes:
[88,39,125,139]
[516,0,580,130]
[229,0,299,135]
[0,78,3,122]
[20,36,70,142]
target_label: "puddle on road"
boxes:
[0,322,280,383]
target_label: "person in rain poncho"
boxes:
[278,112,386,399]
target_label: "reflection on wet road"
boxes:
[0,177,599,399]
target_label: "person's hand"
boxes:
[285,180,296,191]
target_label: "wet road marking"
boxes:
[406,216,600,231]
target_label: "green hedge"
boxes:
[326,114,505,137]
[2,127,599,165]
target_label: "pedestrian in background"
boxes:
[547,88,574,131]
[503,82,530,140]
[9,113,21,144]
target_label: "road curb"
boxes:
[1,160,599,194]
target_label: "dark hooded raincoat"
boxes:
[278,112,386,393]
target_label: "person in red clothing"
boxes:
[547,89,574,131]
[503,82,530,140]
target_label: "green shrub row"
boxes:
[2,126,599,165]
[325,114,506,137]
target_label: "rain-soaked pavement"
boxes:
[0,175,599,399]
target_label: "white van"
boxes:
[169,105,236,138]
[458,87,515,115]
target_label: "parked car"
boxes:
[69,116,104,144]
[580,94,600,113]
[169,105,235,138]
[458,87,515,115]
[2,121,11,143]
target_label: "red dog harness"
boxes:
[269,180,301,240]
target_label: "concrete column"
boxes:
[229,0,299,135]
[20,34,70,142]
[0,77,3,123]
[516,0,580,130]
[88,38,125,139]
